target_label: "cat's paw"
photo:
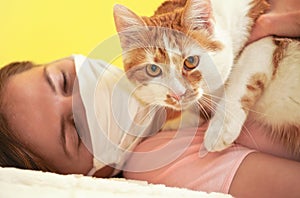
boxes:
[204,114,243,152]
[204,120,233,152]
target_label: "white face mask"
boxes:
[72,55,165,176]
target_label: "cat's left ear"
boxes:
[113,4,146,33]
[182,0,213,33]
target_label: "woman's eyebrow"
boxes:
[43,66,56,93]
[60,118,71,158]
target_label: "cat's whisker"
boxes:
[203,93,240,106]
[239,124,260,150]
[205,95,268,119]
[197,102,216,120]
[198,103,210,120]
[202,93,223,100]
[200,96,218,111]
[201,97,241,125]
[198,100,261,151]
[199,100,215,114]
[196,100,213,120]
[247,109,270,117]
[200,96,264,149]
[203,93,271,119]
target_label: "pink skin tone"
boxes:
[2,58,113,176]
[248,0,300,43]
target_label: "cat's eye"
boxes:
[183,55,200,70]
[145,64,162,77]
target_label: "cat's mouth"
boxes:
[164,92,200,111]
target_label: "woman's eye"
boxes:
[183,55,200,71]
[145,64,162,77]
[62,71,68,93]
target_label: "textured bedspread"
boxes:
[0,167,232,197]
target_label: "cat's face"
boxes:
[114,0,224,111]
[120,28,217,111]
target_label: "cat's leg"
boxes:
[204,37,277,152]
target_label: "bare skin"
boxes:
[230,152,300,198]
[2,57,113,176]
[248,0,300,43]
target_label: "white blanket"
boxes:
[0,167,232,197]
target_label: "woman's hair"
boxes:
[0,61,51,171]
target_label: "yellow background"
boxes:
[0,0,164,67]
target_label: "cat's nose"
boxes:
[169,93,183,101]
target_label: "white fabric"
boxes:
[0,167,232,198]
[73,55,164,176]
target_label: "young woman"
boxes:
[1,55,300,198]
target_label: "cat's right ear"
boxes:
[113,4,146,33]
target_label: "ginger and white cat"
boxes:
[113,0,300,156]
